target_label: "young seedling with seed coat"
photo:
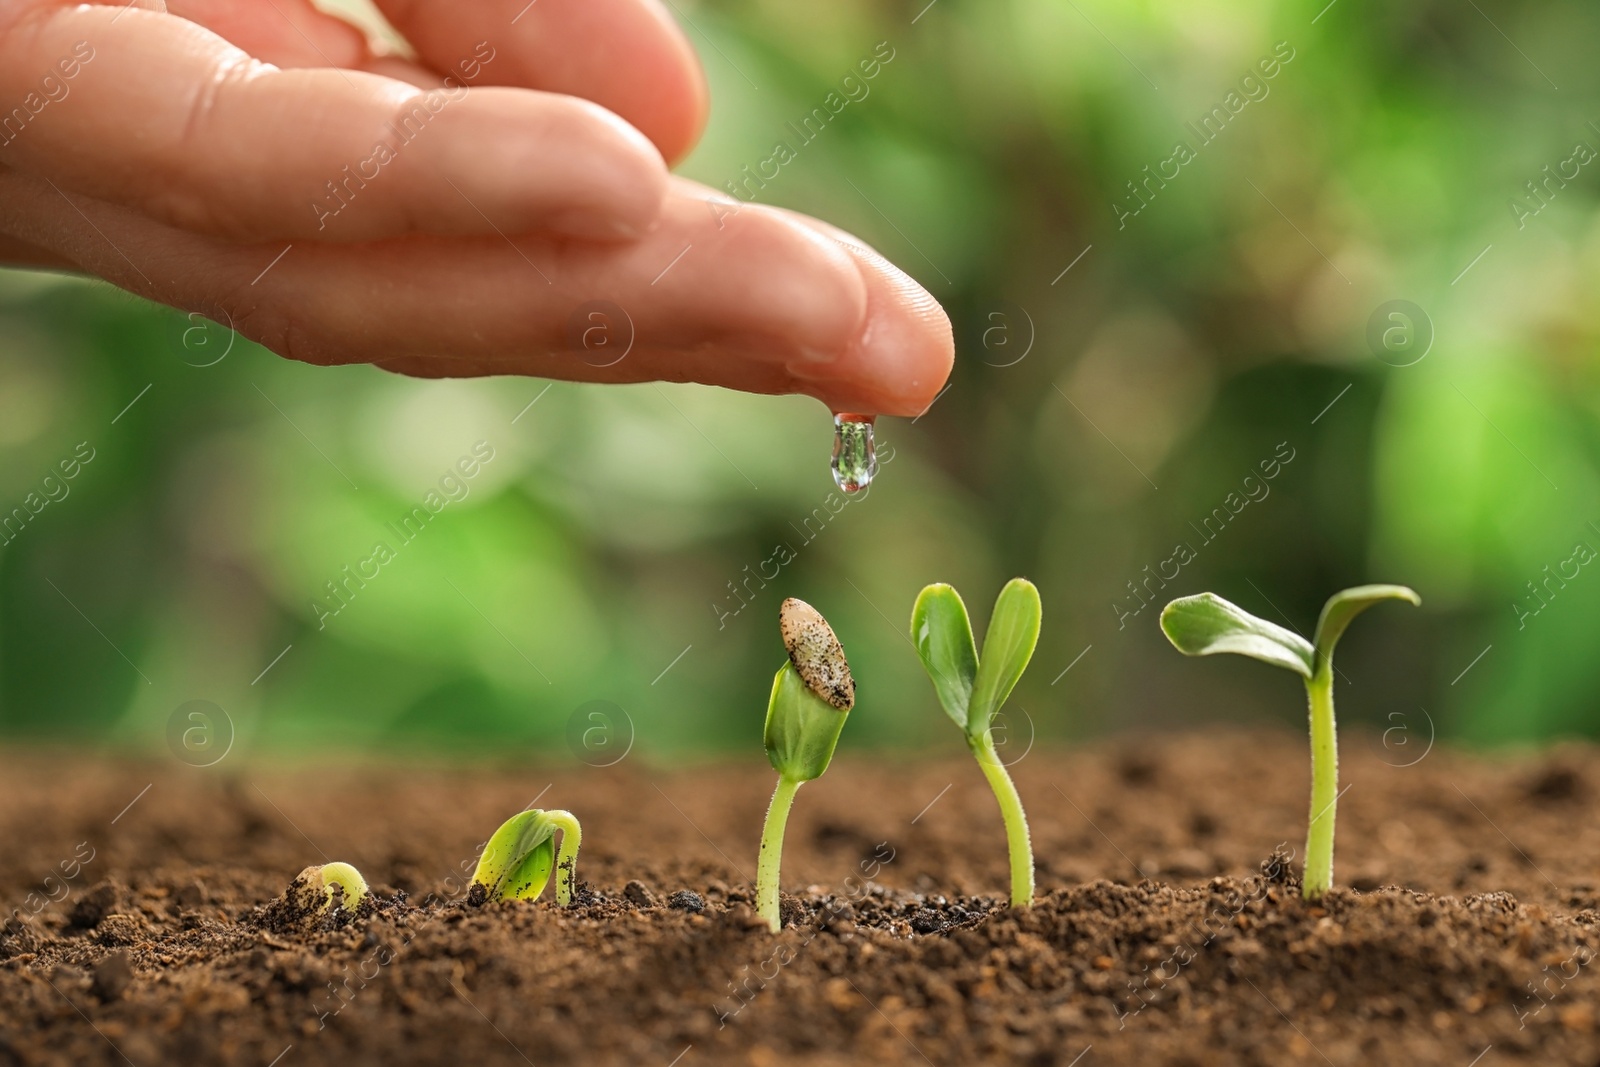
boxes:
[756,597,855,933]
[291,861,369,916]
[469,809,583,906]
[1159,584,1420,900]
[910,579,1042,907]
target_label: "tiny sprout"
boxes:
[292,861,369,916]
[756,598,855,932]
[470,809,583,906]
[1160,584,1420,901]
[910,579,1042,907]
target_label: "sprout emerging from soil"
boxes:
[469,809,583,906]
[910,579,1042,907]
[756,598,855,932]
[1160,584,1420,901]
[291,861,369,916]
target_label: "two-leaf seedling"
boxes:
[910,579,1042,907]
[470,809,584,906]
[1160,584,1419,900]
[755,598,856,932]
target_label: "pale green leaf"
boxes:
[1159,592,1315,678]
[471,810,557,901]
[968,578,1042,735]
[763,662,849,783]
[909,583,979,731]
[1313,584,1420,671]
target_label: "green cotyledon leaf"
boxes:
[910,583,979,732]
[1312,585,1421,675]
[763,662,850,783]
[471,810,557,901]
[1159,592,1315,678]
[967,578,1042,737]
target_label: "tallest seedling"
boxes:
[1160,585,1420,900]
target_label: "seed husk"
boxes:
[778,597,854,710]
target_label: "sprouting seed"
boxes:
[909,579,1042,908]
[1160,584,1420,901]
[290,861,369,917]
[757,599,855,932]
[469,809,583,907]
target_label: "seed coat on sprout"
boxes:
[757,598,855,932]
[779,597,855,710]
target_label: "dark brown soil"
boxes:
[5,728,1600,1066]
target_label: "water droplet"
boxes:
[831,413,877,494]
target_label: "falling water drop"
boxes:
[830,413,877,494]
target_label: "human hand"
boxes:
[0,0,952,416]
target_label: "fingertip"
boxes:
[538,95,672,238]
[630,0,710,163]
[791,241,953,418]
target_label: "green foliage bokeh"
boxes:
[1,0,1597,761]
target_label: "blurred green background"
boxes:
[1,0,1596,763]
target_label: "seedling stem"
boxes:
[756,775,802,927]
[972,734,1034,906]
[547,809,583,907]
[1305,665,1337,899]
[910,579,1042,907]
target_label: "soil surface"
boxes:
[4,728,1600,1066]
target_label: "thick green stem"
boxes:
[547,810,583,907]
[1303,668,1337,901]
[972,735,1034,907]
[756,776,802,932]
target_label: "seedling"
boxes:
[909,579,1042,907]
[469,809,583,906]
[756,598,855,932]
[290,861,369,916]
[1160,584,1420,900]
